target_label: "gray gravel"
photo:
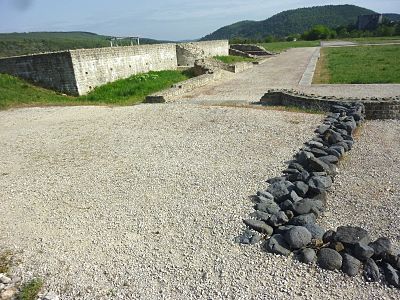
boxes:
[320,119,400,250]
[1,105,399,299]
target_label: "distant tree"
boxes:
[395,23,400,36]
[302,25,334,40]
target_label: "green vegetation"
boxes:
[18,279,43,300]
[302,25,337,40]
[81,70,194,104]
[214,55,256,63]
[345,36,400,44]
[259,40,320,52]
[314,45,400,84]
[202,5,377,40]
[0,70,194,110]
[0,250,13,273]
[0,32,168,58]
[0,74,80,110]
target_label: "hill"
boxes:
[384,13,400,22]
[202,5,378,40]
[0,31,169,58]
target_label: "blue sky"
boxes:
[0,0,399,40]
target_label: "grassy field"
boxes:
[313,45,400,84]
[258,36,400,52]
[259,40,321,52]
[345,36,400,44]
[214,55,256,63]
[0,70,193,110]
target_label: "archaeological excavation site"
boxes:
[0,3,400,300]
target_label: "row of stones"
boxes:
[267,88,400,103]
[235,102,400,288]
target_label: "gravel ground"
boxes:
[0,104,399,299]
[320,119,400,250]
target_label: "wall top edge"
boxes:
[0,50,72,60]
[0,40,229,60]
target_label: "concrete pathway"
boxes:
[178,47,317,103]
[177,47,400,103]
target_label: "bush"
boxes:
[302,25,335,40]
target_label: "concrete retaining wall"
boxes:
[0,40,229,95]
[176,40,229,66]
[70,44,178,95]
[0,51,78,95]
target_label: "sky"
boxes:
[0,0,399,40]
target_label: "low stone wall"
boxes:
[260,89,400,120]
[230,44,274,56]
[236,103,400,288]
[145,69,232,103]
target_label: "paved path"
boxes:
[177,47,400,103]
[179,47,317,103]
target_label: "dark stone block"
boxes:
[342,253,362,277]
[263,234,291,256]
[363,258,381,282]
[317,248,343,270]
[289,213,316,226]
[243,219,273,235]
[284,226,312,249]
[334,226,371,245]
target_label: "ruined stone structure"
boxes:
[229,44,274,57]
[0,40,228,96]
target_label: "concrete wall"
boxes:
[0,40,229,95]
[0,51,78,95]
[176,40,229,66]
[70,43,177,95]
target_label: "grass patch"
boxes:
[313,48,331,84]
[214,55,256,64]
[313,45,400,84]
[0,70,194,110]
[80,70,194,105]
[259,40,320,52]
[0,250,13,273]
[344,36,400,44]
[18,279,43,300]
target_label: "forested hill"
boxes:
[202,5,377,40]
[0,31,169,58]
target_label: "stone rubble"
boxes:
[237,101,400,289]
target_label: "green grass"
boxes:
[214,55,256,64]
[18,279,43,300]
[314,45,400,84]
[80,70,194,104]
[259,40,321,52]
[0,250,13,273]
[0,70,194,110]
[344,36,400,44]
